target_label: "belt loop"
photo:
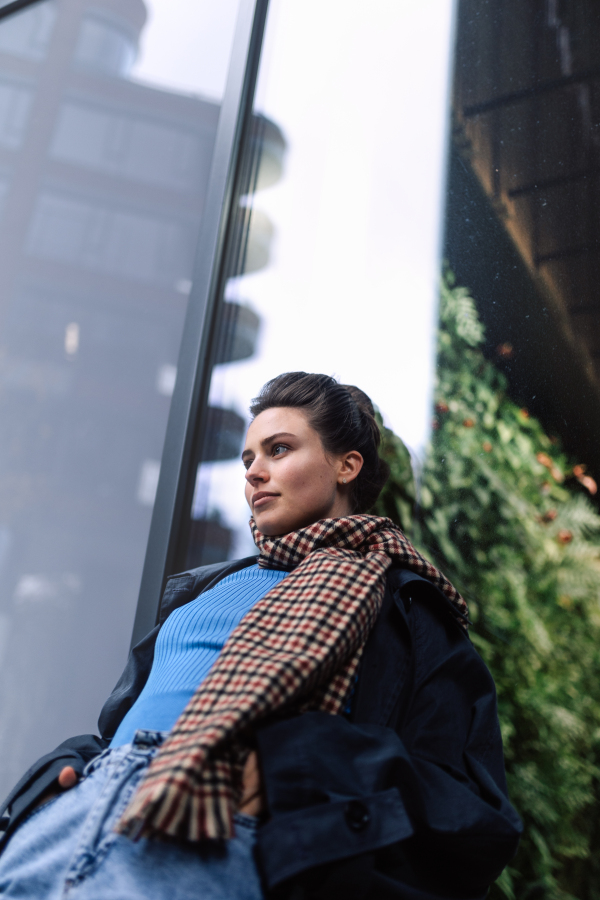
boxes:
[132,729,168,749]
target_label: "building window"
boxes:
[74,13,138,77]
[0,80,32,148]
[50,102,213,191]
[0,1,56,61]
[27,192,195,285]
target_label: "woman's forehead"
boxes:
[244,407,311,444]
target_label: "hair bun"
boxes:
[342,384,376,419]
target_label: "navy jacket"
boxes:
[0,557,522,899]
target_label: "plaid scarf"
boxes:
[115,515,466,844]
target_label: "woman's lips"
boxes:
[252,492,279,509]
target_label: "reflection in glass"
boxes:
[182,0,456,569]
[74,11,139,76]
[0,0,240,796]
[0,2,56,60]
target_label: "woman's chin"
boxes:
[255,520,286,537]
[254,512,294,537]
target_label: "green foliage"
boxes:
[375,414,416,534]
[374,274,600,900]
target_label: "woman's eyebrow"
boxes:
[241,432,296,461]
[261,432,296,447]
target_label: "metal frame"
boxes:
[171,114,271,574]
[129,0,269,648]
[0,0,45,20]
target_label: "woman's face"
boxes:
[242,407,363,536]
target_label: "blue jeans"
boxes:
[0,730,265,900]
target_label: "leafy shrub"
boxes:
[375,275,600,900]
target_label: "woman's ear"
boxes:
[338,451,363,485]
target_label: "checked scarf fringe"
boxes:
[115,515,467,844]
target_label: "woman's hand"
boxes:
[238,751,263,816]
[31,765,79,811]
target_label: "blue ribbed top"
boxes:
[110,563,288,747]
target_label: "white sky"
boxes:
[131,0,456,554]
[131,0,239,99]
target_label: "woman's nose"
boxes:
[245,459,266,483]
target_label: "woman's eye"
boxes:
[272,444,288,457]
[243,458,253,470]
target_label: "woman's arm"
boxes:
[254,586,522,899]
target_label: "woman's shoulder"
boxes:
[159,556,258,624]
[386,565,470,634]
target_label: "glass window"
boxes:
[0,79,33,147]
[27,192,195,283]
[0,1,56,60]
[179,0,456,568]
[0,0,241,797]
[50,102,215,188]
[74,13,138,77]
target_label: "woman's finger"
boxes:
[58,766,79,789]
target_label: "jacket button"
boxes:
[344,800,371,832]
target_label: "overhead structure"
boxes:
[449,0,600,470]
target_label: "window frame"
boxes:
[129,0,269,647]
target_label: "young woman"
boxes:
[0,372,522,900]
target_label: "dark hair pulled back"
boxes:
[249,372,390,514]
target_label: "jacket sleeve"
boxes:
[255,588,522,898]
[0,623,159,843]
[0,734,108,839]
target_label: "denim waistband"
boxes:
[81,731,260,833]
[84,730,169,778]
